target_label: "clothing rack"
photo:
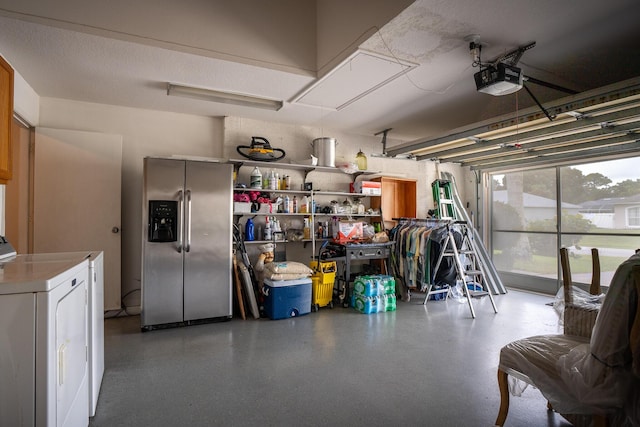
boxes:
[390,218,498,317]
[389,218,453,301]
[392,217,451,227]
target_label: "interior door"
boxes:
[33,127,122,310]
[4,117,31,253]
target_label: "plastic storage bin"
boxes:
[263,278,312,319]
[309,260,336,311]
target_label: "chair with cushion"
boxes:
[495,250,640,426]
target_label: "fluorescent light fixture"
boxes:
[166,83,283,111]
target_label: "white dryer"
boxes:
[0,255,90,427]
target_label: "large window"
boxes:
[490,156,640,293]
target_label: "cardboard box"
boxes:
[353,180,382,195]
[336,221,363,241]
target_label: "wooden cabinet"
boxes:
[370,176,417,229]
[0,54,13,183]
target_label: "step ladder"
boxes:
[432,179,456,220]
[423,221,498,318]
[440,171,507,294]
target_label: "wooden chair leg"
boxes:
[592,414,607,427]
[495,369,510,426]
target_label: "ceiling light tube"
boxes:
[167,83,283,111]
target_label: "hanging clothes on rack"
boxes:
[389,218,452,298]
[428,225,463,289]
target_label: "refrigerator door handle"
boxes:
[185,189,192,252]
[177,190,184,253]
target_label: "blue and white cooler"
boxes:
[262,277,312,319]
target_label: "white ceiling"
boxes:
[1,0,639,148]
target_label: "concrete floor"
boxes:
[90,290,573,427]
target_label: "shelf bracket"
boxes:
[303,168,316,182]
[352,171,365,183]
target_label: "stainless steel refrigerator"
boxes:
[141,157,233,330]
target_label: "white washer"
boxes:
[0,255,90,427]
